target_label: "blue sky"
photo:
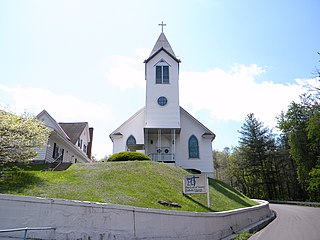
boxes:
[0,0,319,159]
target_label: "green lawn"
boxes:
[0,161,257,212]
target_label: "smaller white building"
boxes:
[33,110,93,164]
[110,30,215,177]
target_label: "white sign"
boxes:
[183,174,208,194]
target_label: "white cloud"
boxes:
[0,85,110,120]
[0,85,114,159]
[103,48,149,91]
[180,64,313,128]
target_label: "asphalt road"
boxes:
[249,204,320,240]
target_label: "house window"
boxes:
[126,135,136,151]
[52,142,59,159]
[156,65,169,84]
[77,139,83,149]
[83,144,87,153]
[188,135,199,159]
[127,135,136,145]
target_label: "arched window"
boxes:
[126,135,136,151]
[188,135,199,158]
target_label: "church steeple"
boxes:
[144,25,181,129]
[149,32,176,58]
[144,30,180,64]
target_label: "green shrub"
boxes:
[107,152,151,162]
[234,231,252,240]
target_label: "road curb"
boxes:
[222,210,277,240]
[247,210,277,234]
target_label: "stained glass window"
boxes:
[188,135,199,158]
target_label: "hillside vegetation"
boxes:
[0,161,257,212]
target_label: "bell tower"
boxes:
[144,24,181,129]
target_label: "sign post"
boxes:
[183,174,210,208]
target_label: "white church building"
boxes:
[110,28,215,177]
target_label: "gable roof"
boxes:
[109,107,145,141]
[180,107,216,141]
[36,110,91,163]
[59,122,88,144]
[144,32,181,63]
[36,110,70,140]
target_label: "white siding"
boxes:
[145,51,180,129]
[33,146,47,161]
[34,110,91,163]
[45,135,89,163]
[175,111,214,177]
[112,109,146,153]
[76,125,90,154]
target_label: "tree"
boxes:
[237,113,277,199]
[0,110,50,163]
[220,53,320,201]
[277,76,320,200]
[228,147,250,195]
[213,147,232,184]
[273,132,302,200]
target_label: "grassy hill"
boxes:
[0,161,257,212]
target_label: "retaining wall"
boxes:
[0,194,271,240]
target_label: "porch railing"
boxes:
[148,153,175,163]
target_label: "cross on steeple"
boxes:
[158,21,166,33]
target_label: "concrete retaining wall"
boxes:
[0,194,271,240]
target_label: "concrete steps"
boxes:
[50,162,72,171]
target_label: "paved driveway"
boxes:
[249,204,320,240]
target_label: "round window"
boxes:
[157,96,168,106]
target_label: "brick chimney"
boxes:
[87,127,94,159]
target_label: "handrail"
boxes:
[52,162,62,171]
[52,154,63,164]
[0,227,56,240]
[51,154,63,171]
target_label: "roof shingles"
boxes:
[59,122,87,144]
